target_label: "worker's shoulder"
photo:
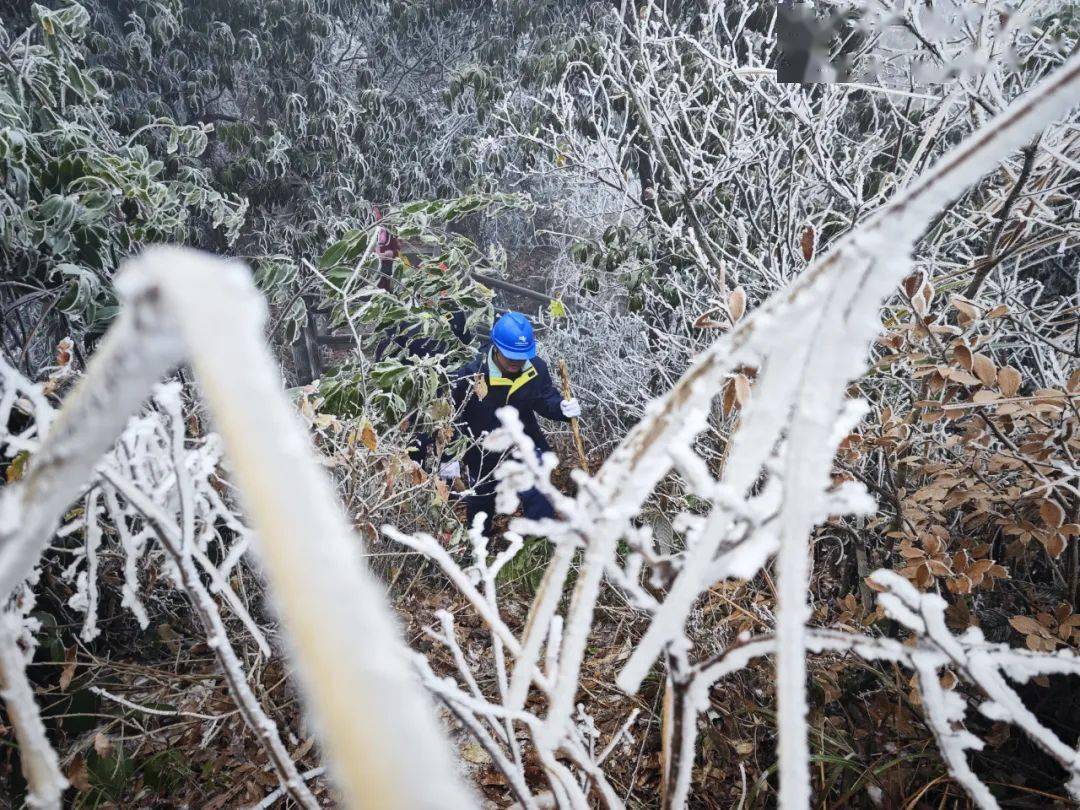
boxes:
[529,355,553,378]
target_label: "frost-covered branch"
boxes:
[0,614,67,810]
[95,385,319,810]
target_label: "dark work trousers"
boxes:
[463,449,555,536]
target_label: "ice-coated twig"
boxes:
[78,489,102,642]
[251,767,327,810]
[0,613,67,810]
[90,686,235,721]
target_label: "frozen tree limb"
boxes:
[0,614,67,810]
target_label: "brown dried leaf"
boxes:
[360,421,378,453]
[948,368,981,386]
[291,736,316,762]
[59,647,77,692]
[972,390,1000,405]
[733,373,751,407]
[952,344,973,370]
[692,312,721,330]
[721,380,737,416]
[925,558,952,577]
[1044,533,1066,558]
[435,477,449,504]
[68,754,91,791]
[998,366,1021,397]
[1009,615,1046,636]
[94,731,113,758]
[56,337,74,367]
[901,273,920,298]
[473,374,488,400]
[728,286,747,322]
[1068,368,1080,393]
[5,451,28,484]
[801,227,815,261]
[916,563,933,588]
[1039,500,1065,529]
[950,297,980,324]
[972,353,996,387]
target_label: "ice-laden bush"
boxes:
[0,247,474,809]
[313,194,534,456]
[0,354,330,807]
[838,279,1080,605]
[516,0,1078,452]
[0,5,246,357]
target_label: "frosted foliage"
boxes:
[525,0,1078,462]
[386,52,1080,810]
[0,361,316,809]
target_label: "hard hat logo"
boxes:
[491,311,537,360]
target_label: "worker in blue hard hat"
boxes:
[439,311,581,536]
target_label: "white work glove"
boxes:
[439,460,461,479]
[560,398,582,419]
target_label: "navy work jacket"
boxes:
[450,348,568,475]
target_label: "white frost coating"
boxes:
[79,489,102,642]
[101,485,149,629]
[98,390,320,810]
[115,247,473,809]
[0,248,473,809]
[912,653,997,808]
[870,571,1080,806]
[598,50,1080,810]
[0,613,67,809]
[383,47,1080,799]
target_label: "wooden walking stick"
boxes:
[557,359,589,472]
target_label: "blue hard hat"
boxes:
[491,311,537,360]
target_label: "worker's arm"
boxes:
[448,310,472,346]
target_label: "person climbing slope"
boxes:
[440,311,581,536]
[373,206,401,282]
